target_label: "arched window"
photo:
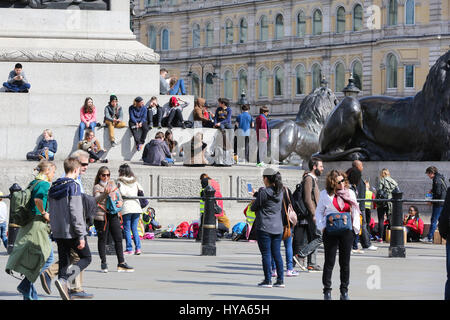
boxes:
[313,9,322,35]
[297,11,306,37]
[225,20,233,45]
[405,0,415,25]
[239,19,248,43]
[335,63,346,92]
[238,70,248,98]
[191,73,200,97]
[312,64,322,90]
[258,68,268,97]
[295,65,306,95]
[206,23,214,47]
[275,14,284,39]
[205,73,214,101]
[353,4,363,31]
[336,7,346,34]
[274,67,284,97]
[259,15,269,41]
[352,61,363,90]
[161,28,169,51]
[224,70,233,100]
[388,0,398,26]
[192,24,200,48]
[387,53,398,89]
[148,26,157,49]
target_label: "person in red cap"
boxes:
[161,96,188,129]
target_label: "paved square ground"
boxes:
[0,237,446,300]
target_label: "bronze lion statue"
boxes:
[313,50,450,161]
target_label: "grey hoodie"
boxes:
[251,186,284,235]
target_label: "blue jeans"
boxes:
[271,234,293,271]
[427,206,443,240]
[3,82,31,92]
[257,230,283,283]
[445,241,450,300]
[18,244,54,300]
[123,213,141,252]
[0,222,7,249]
[78,121,97,141]
[39,150,55,160]
[168,79,186,95]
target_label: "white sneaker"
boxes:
[366,245,378,251]
[351,249,364,254]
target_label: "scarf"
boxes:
[335,188,361,215]
[35,173,50,182]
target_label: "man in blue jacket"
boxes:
[214,98,232,129]
[129,96,149,151]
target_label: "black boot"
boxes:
[324,289,332,300]
[340,291,350,300]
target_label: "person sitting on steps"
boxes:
[146,96,163,130]
[104,95,126,147]
[161,96,188,129]
[77,129,108,163]
[2,63,31,93]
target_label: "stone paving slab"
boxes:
[0,237,446,300]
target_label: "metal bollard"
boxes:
[201,185,216,256]
[389,190,406,257]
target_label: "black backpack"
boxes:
[292,176,315,220]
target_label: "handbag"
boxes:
[137,189,149,209]
[282,194,292,240]
[284,187,298,226]
[325,212,352,234]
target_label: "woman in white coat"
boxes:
[117,164,143,255]
[315,169,360,300]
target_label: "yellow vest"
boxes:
[246,204,256,226]
[200,189,205,215]
[365,190,373,209]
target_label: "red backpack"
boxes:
[174,221,190,238]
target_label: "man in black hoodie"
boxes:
[426,166,448,242]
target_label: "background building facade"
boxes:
[132,0,450,118]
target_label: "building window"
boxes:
[353,4,363,31]
[225,20,233,45]
[274,67,284,97]
[192,24,200,48]
[239,19,248,43]
[405,0,415,25]
[148,26,156,50]
[161,29,169,51]
[258,68,268,97]
[205,73,214,101]
[387,53,398,89]
[224,70,233,100]
[259,15,269,41]
[295,65,305,95]
[206,23,213,47]
[191,73,200,97]
[336,7,346,34]
[405,65,414,88]
[312,64,322,90]
[388,0,398,26]
[297,11,306,37]
[335,63,346,92]
[238,70,248,98]
[313,9,322,35]
[275,14,284,39]
[352,61,363,90]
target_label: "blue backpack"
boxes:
[99,188,122,215]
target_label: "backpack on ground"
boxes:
[291,176,315,220]
[188,221,200,239]
[231,222,248,241]
[174,221,190,238]
[9,180,42,226]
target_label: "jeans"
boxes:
[147,107,163,127]
[218,122,232,130]
[427,206,443,240]
[3,81,31,92]
[94,214,125,265]
[445,241,450,300]
[322,229,353,294]
[129,121,149,145]
[257,230,283,283]
[271,234,293,271]
[377,206,387,240]
[0,222,7,249]
[79,121,97,141]
[55,237,92,282]
[18,243,54,300]
[122,213,141,252]
[168,79,187,95]
[162,109,184,128]
[353,232,360,250]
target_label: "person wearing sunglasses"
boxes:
[93,167,134,273]
[403,205,424,242]
[315,170,361,300]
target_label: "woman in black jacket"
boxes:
[250,168,285,288]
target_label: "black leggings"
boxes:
[94,214,124,265]
[322,229,353,294]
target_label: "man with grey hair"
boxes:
[39,149,93,299]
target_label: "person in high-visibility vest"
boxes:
[364,180,376,239]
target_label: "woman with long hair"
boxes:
[78,129,108,163]
[79,97,97,142]
[250,168,285,288]
[403,205,424,242]
[315,170,361,300]
[6,160,56,300]
[93,166,134,273]
[376,168,398,242]
[117,164,143,255]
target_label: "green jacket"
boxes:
[5,217,51,283]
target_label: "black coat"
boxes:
[432,173,447,207]
[438,187,450,239]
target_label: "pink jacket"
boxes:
[80,106,97,124]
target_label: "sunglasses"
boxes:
[81,163,89,167]
[101,173,110,177]
[337,178,346,184]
